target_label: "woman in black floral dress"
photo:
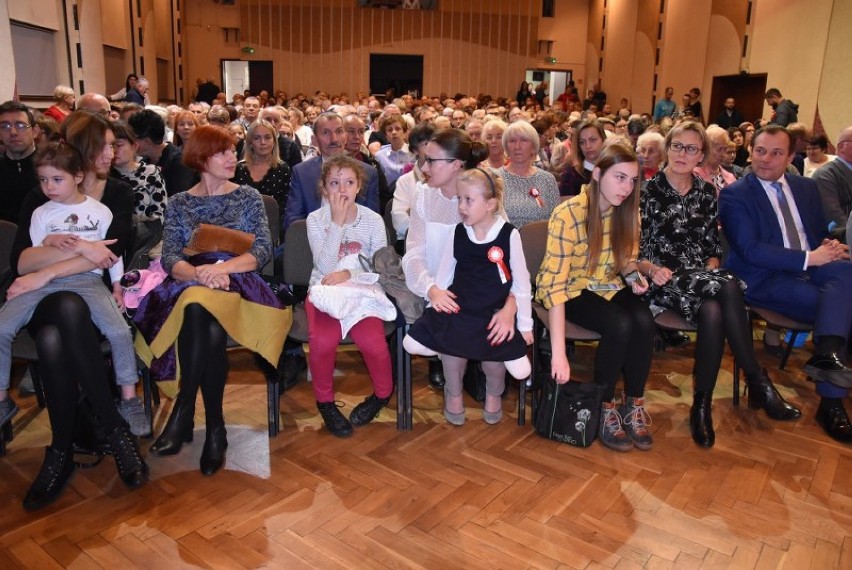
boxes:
[637,121,800,448]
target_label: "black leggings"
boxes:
[694,279,760,392]
[26,292,124,451]
[177,304,228,428]
[563,288,655,401]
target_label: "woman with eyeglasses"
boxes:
[402,129,519,419]
[638,121,801,449]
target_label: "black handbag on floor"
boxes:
[534,375,603,447]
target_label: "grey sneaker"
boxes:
[599,400,632,452]
[0,397,19,426]
[118,397,151,437]
[619,395,654,451]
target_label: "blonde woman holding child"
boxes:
[404,167,533,424]
[402,129,519,425]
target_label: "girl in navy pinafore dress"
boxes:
[404,168,533,425]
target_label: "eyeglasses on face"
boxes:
[423,157,457,165]
[669,142,702,156]
[0,121,31,132]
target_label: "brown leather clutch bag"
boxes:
[182,223,255,256]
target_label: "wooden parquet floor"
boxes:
[2,340,852,569]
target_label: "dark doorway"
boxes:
[710,73,767,127]
[248,61,274,95]
[370,54,423,99]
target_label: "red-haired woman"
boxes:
[134,125,290,475]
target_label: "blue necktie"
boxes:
[771,181,801,250]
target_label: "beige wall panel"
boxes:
[630,32,655,115]
[816,0,852,138]
[603,0,639,110]
[154,0,172,59]
[0,1,16,101]
[659,0,711,118]
[78,0,106,95]
[748,0,833,127]
[8,0,61,31]
[538,1,590,88]
[100,0,129,49]
[703,14,741,115]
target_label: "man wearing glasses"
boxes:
[0,101,38,223]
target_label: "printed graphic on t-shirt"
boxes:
[49,213,101,236]
[339,240,362,258]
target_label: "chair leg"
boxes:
[0,421,11,456]
[732,357,740,407]
[779,330,800,371]
[396,324,412,431]
[267,377,280,437]
[30,364,46,409]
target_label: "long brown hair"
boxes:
[585,142,640,278]
[571,120,606,176]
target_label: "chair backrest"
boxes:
[0,220,16,277]
[260,195,280,246]
[282,219,313,287]
[519,220,548,286]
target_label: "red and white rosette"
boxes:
[487,246,511,284]
[529,187,544,208]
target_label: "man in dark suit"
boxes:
[813,125,852,238]
[720,125,852,442]
[714,97,744,130]
[283,112,379,232]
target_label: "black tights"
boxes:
[694,279,760,392]
[563,288,655,401]
[27,292,123,451]
[177,304,228,428]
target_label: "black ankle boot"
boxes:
[150,394,195,456]
[317,401,353,438]
[108,426,149,489]
[428,358,445,390]
[349,393,391,426]
[746,369,802,421]
[23,446,75,511]
[690,391,715,448]
[200,424,228,476]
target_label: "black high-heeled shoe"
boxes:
[150,395,195,456]
[689,391,715,448]
[200,424,228,476]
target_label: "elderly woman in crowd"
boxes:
[638,121,801,449]
[43,85,75,124]
[134,125,290,476]
[636,131,665,181]
[693,125,736,195]
[232,119,292,236]
[558,120,606,197]
[482,119,508,171]
[499,120,560,228]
